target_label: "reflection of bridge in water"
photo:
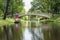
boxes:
[18,13,52,18]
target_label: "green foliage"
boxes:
[8,0,25,16]
[0,18,14,26]
[29,0,60,14]
[0,0,6,16]
[0,0,25,18]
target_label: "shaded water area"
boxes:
[0,22,60,40]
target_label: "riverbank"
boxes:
[0,18,15,26]
[0,14,60,26]
[50,14,60,23]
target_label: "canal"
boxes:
[0,20,60,40]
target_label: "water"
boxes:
[23,27,44,40]
[0,22,60,40]
[23,27,32,40]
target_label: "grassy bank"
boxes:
[0,14,60,26]
[0,18,15,26]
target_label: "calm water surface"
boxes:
[0,22,60,40]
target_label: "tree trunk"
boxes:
[3,0,10,20]
[3,0,10,40]
[11,7,14,18]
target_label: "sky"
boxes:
[23,0,33,12]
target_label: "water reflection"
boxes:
[0,24,23,40]
[23,27,32,40]
[0,24,44,40]
[23,27,44,40]
[30,27,44,40]
[0,22,60,40]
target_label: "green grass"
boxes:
[0,18,15,26]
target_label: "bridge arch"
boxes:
[18,13,51,18]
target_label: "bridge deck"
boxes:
[19,13,52,18]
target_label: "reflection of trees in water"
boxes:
[29,21,44,40]
[10,24,23,40]
[51,23,60,40]
[43,29,52,40]
[42,23,60,40]
[30,27,44,40]
[0,27,6,40]
[1,22,60,40]
[30,22,60,40]
[0,24,23,40]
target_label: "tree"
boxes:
[0,0,25,19]
[3,0,10,19]
[7,0,25,17]
[52,2,60,14]
[29,0,60,14]
[0,0,6,17]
